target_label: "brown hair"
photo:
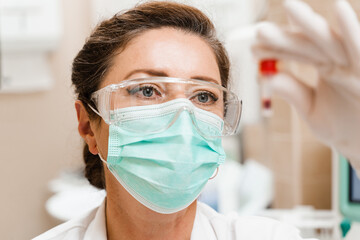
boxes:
[72,1,230,189]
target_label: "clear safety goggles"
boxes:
[88,77,242,137]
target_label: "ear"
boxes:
[75,100,99,155]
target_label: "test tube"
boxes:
[259,59,277,117]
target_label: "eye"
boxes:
[127,85,162,98]
[198,92,209,103]
[142,86,154,97]
[192,91,218,104]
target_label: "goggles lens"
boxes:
[90,77,242,136]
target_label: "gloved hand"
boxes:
[252,0,360,175]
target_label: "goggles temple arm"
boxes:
[87,103,101,117]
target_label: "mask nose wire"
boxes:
[165,103,195,128]
[165,102,207,136]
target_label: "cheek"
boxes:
[98,121,110,159]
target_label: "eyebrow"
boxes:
[123,69,220,84]
[124,69,168,79]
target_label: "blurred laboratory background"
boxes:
[1,0,360,239]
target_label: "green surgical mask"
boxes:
[99,99,226,214]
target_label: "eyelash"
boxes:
[127,85,162,96]
[126,85,219,104]
[192,91,218,103]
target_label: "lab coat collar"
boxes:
[83,198,107,240]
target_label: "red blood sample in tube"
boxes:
[259,59,277,116]
[262,99,272,109]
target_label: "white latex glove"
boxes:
[252,0,360,175]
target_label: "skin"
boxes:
[75,27,221,240]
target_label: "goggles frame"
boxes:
[88,77,242,136]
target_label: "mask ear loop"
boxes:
[209,167,219,180]
[97,147,107,165]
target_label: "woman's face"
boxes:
[93,27,221,159]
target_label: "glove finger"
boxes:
[269,72,314,118]
[284,0,348,66]
[335,0,360,72]
[256,22,329,64]
[252,45,325,67]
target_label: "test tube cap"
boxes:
[260,59,278,75]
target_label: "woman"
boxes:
[34,2,305,239]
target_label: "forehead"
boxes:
[100,27,221,88]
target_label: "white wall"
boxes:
[0,0,92,239]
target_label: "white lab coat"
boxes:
[33,200,310,240]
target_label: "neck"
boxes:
[105,193,197,240]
